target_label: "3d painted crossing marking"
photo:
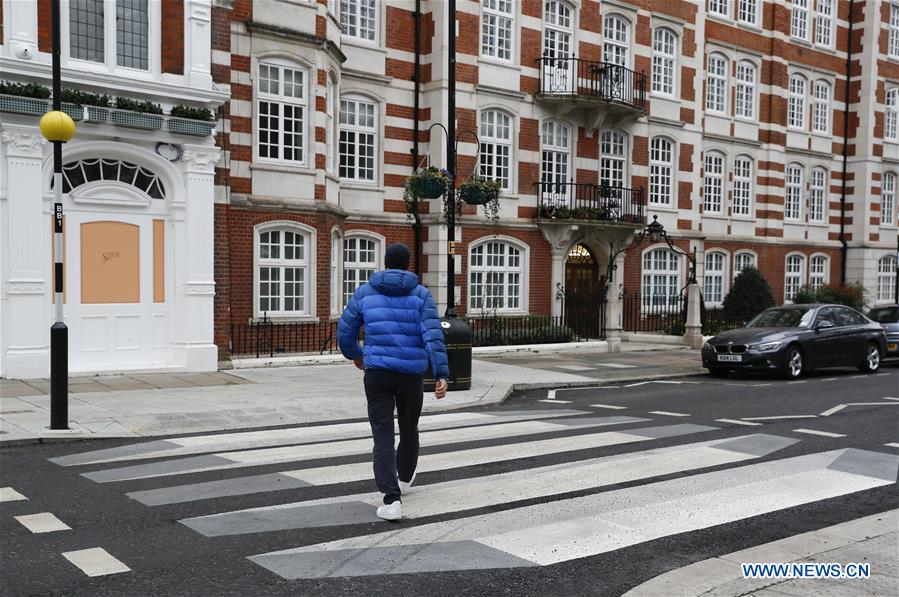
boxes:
[62,548,130,577]
[14,512,70,533]
[0,487,28,502]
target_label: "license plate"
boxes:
[889,343,898,351]
[717,354,742,363]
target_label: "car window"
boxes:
[816,307,837,326]
[747,307,813,328]
[868,307,899,323]
[846,309,868,325]
[833,308,866,326]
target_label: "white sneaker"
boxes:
[376,501,403,521]
[398,472,416,495]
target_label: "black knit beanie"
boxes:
[384,243,411,270]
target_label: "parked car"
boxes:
[867,304,899,359]
[701,304,886,379]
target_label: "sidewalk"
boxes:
[0,342,702,443]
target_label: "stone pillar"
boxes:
[178,145,220,371]
[1,126,49,378]
[683,281,704,349]
[604,251,625,352]
[539,223,579,318]
[422,223,460,315]
[186,0,214,89]
[3,0,39,61]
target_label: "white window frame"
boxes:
[341,0,378,43]
[732,155,754,217]
[704,251,728,306]
[706,53,728,114]
[602,14,631,68]
[480,109,513,192]
[887,88,899,142]
[541,120,572,200]
[703,151,726,215]
[788,74,807,130]
[652,27,677,97]
[812,80,831,135]
[468,238,528,314]
[254,222,316,319]
[650,137,674,208]
[330,229,342,317]
[326,75,336,174]
[339,94,378,183]
[784,253,806,302]
[809,166,827,224]
[883,172,897,227]
[785,163,804,222]
[63,0,161,77]
[814,0,833,48]
[600,130,628,189]
[809,254,829,291]
[877,255,898,303]
[481,0,514,62]
[642,247,683,307]
[255,60,308,166]
[891,4,899,59]
[735,60,757,120]
[737,0,758,26]
[343,233,383,309]
[791,0,810,41]
[708,0,730,19]
[542,0,573,60]
[734,251,757,276]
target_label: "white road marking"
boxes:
[793,429,846,438]
[14,512,70,533]
[787,381,807,385]
[624,382,651,387]
[556,364,594,371]
[742,415,818,421]
[558,386,620,393]
[590,404,627,410]
[883,397,899,401]
[885,443,899,449]
[847,402,899,407]
[648,411,690,417]
[596,363,637,369]
[547,390,556,400]
[820,404,846,417]
[62,548,130,577]
[0,487,27,502]
[821,378,839,382]
[715,419,762,427]
[539,399,572,404]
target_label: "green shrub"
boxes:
[60,88,112,107]
[806,283,867,310]
[792,285,817,305]
[469,316,574,346]
[170,104,214,121]
[0,81,50,99]
[114,97,163,114]
[722,267,775,324]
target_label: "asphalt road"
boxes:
[1,365,897,597]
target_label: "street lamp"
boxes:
[606,215,697,284]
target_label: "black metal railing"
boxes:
[537,55,646,110]
[462,313,595,347]
[702,308,746,336]
[230,316,340,358]
[621,292,687,335]
[538,182,645,225]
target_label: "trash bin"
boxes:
[423,316,472,392]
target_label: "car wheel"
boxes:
[707,367,729,378]
[782,346,803,379]
[858,343,881,373]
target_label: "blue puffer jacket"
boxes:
[337,270,450,380]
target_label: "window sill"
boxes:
[647,204,677,213]
[734,116,758,125]
[813,43,836,54]
[478,57,521,71]
[789,37,813,47]
[251,162,316,176]
[807,221,829,228]
[465,311,528,319]
[341,37,386,54]
[340,182,384,193]
[702,212,728,220]
[736,21,762,32]
[253,315,320,323]
[811,131,833,140]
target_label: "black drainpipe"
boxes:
[411,0,423,277]
[839,0,855,284]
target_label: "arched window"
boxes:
[735,60,757,120]
[886,89,899,142]
[343,234,381,307]
[703,151,726,214]
[257,60,307,164]
[341,0,377,41]
[791,0,810,41]
[469,239,525,312]
[809,167,827,223]
[652,28,677,96]
[878,255,898,303]
[649,137,674,207]
[543,1,572,59]
[602,14,629,67]
[785,163,803,221]
[785,254,806,302]
[809,255,829,290]
[59,158,165,199]
[541,120,571,200]
[891,4,899,58]
[255,223,314,317]
[642,248,681,306]
[812,81,831,134]
[788,74,807,129]
[734,251,756,275]
[481,0,514,61]
[815,0,833,47]
[600,130,627,188]
[480,109,513,190]
[883,172,896,226]
[339,94,377,182]
[706,53,728,114]
[733,155,754,217]
[704,251,728,305]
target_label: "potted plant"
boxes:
[0,81,50,116]
[168,104,216,136]
[405,166,450,200]
[110,97,164,130]
[60,88,112,123]
[459,175,501,206]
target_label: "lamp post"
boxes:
[40,0,76,429]
[605,215,697,283]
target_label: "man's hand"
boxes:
[353,357,364,371]
[435,379,448,400]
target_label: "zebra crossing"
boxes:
[44,405,899,586]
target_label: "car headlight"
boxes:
[749,341,782,352]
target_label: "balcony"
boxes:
[536,55,647,114]
[537,181,645,226]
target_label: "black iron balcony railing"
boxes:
[537,54,646,111]
[538,181,645,225]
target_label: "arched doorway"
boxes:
[564,243,605,338]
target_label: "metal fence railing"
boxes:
[702,308,747,336]
[621,293,687,335]
[463,314,594,347]
[538,182,645,225]
[537,56,647,110]
[230,315,339,358]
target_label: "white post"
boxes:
[683,281,704,349]
[185,0,214,89]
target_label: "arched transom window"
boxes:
[59,158,166,199]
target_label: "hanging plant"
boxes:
[404,166,451,200]
[459,175,501,226]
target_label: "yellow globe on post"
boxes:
[39,110,76,143]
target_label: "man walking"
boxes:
[338,243,449,521]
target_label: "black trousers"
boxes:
[363,369,424,505]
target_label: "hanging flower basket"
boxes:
[459,175,501,205]
[405,166,450,199]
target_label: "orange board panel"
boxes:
[80,221,140,304]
